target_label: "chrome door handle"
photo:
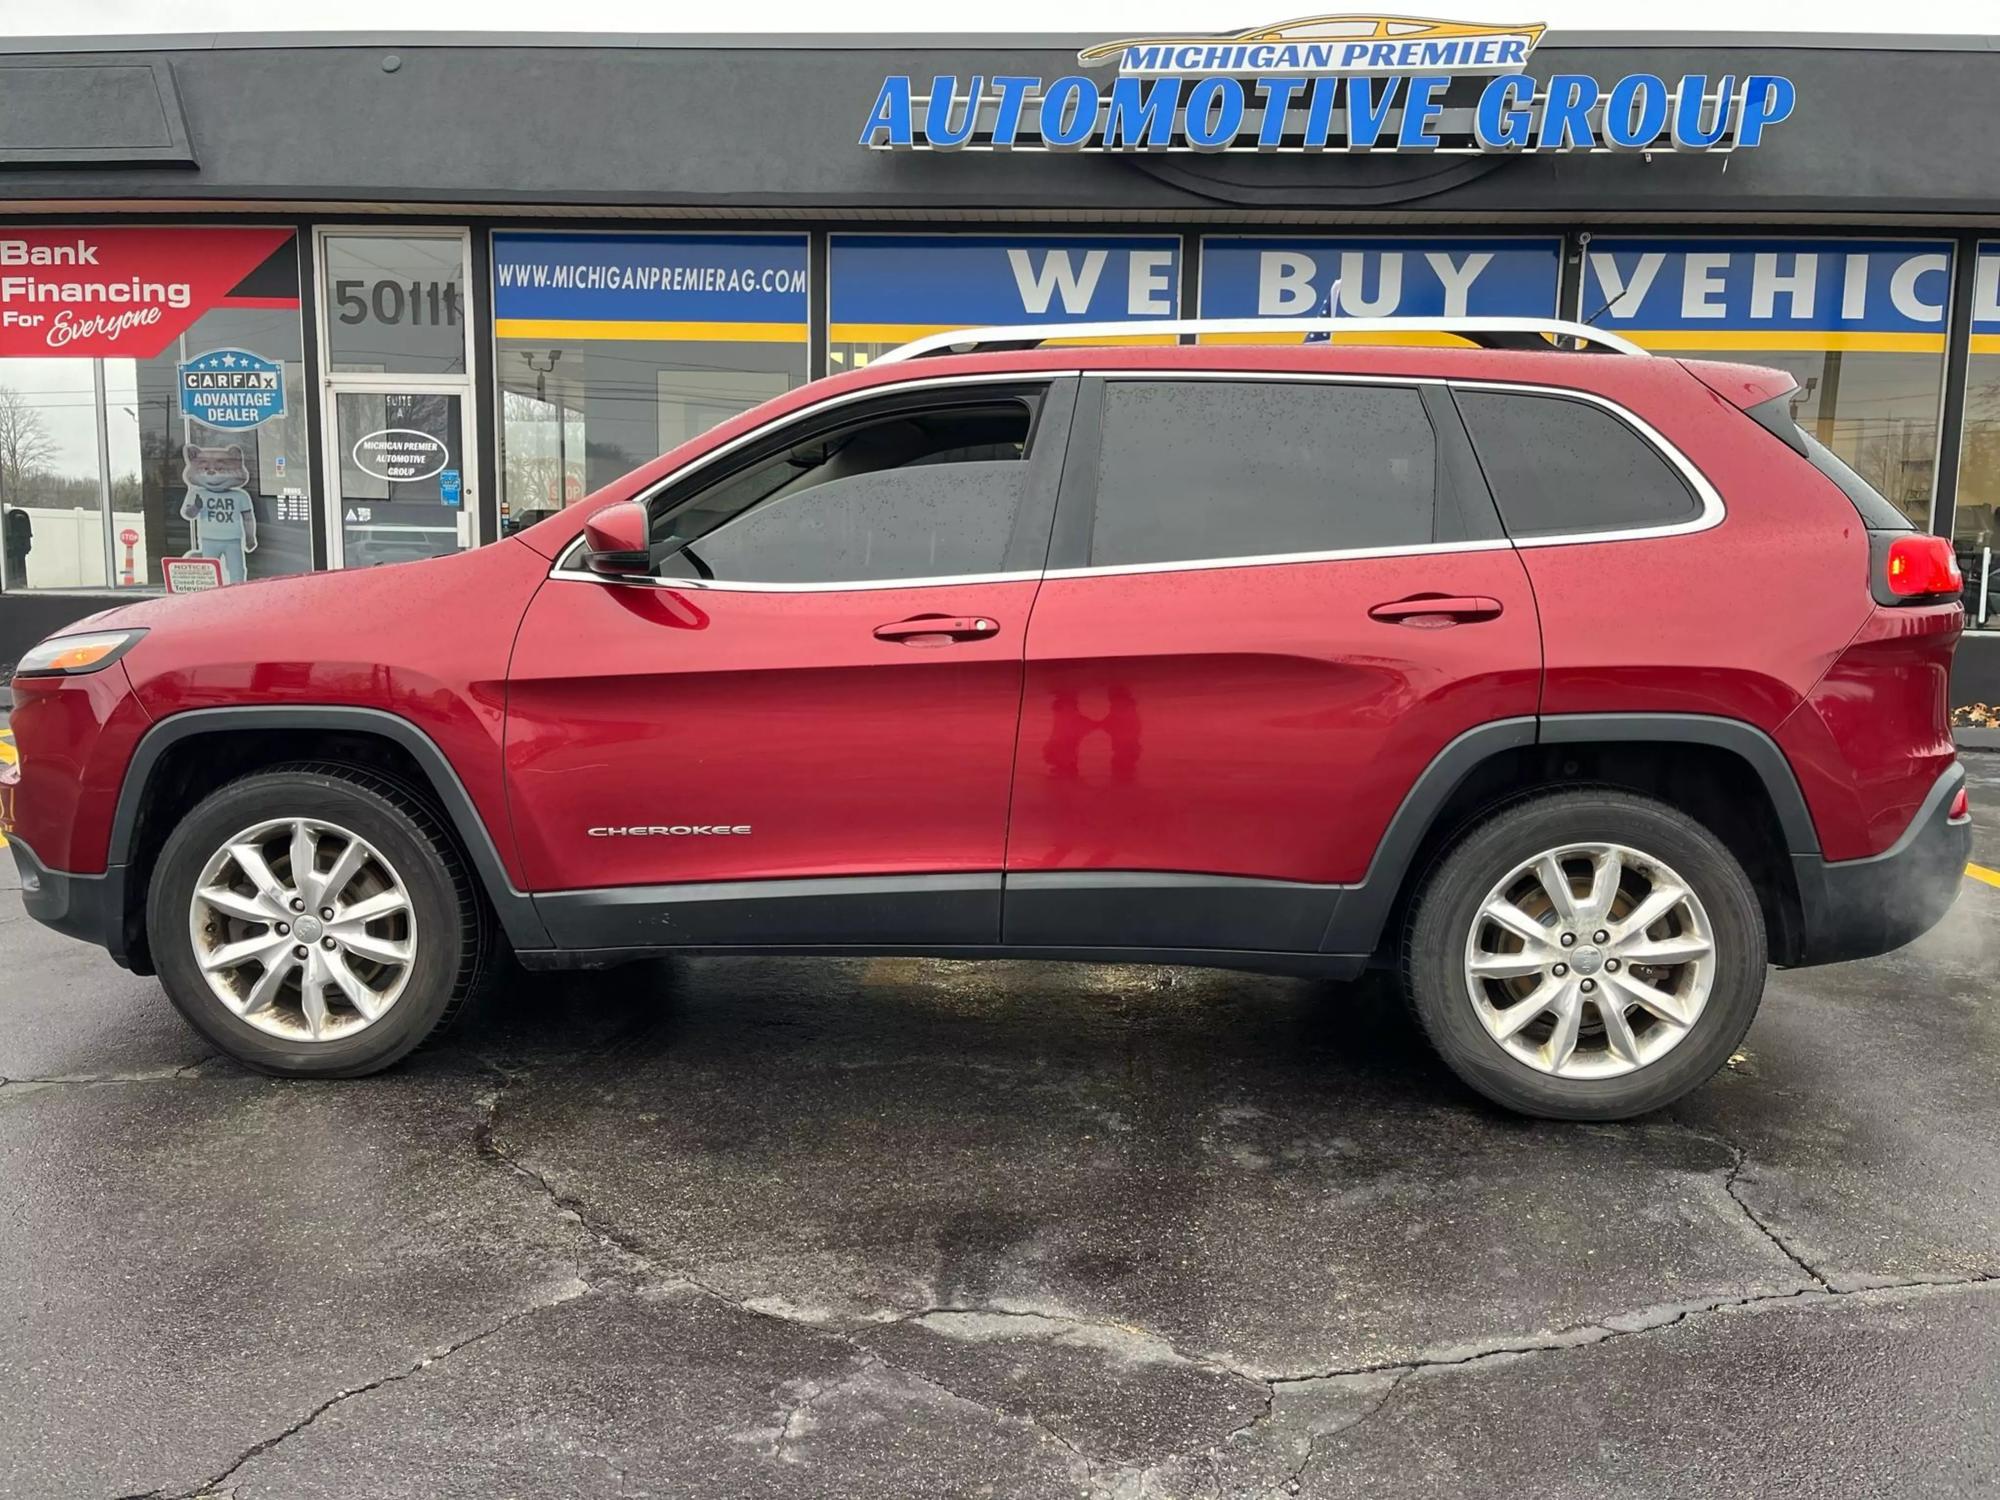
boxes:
[1368,595,1504,625]
[873,615,1001,645]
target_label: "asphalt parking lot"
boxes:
[3,722,1998,1499]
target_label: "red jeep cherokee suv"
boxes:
[2,325,1972,1120]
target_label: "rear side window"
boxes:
[1455,389,1699,539]
[1089,380,1436,567]
[1743,394,1914,531]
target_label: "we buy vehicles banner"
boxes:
[0,226,296,358]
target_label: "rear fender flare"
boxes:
[1319,712,1817,955]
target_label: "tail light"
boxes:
[1949,785,1970,822]
[1883,535,1962,599]
[1869,533,1962,605]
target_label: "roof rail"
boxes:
[871,316,1651,363]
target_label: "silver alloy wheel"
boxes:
[187,817,417,1042]
[1462,841,1715,1080]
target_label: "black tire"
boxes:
[147,762,499,1078]
[1403,788,1766,1121]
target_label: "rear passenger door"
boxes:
[1003,374,1542,955]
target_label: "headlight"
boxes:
[13,629,146,678]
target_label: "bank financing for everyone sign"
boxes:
[861,15,1795,154]
[0,227,297,358]
[829,234,1182,344]
[492,232,810,343]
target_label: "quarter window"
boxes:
[654,396,1038,585]
[1088,380,1436,567]
[1454,390,1698,538]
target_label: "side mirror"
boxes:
[581,501,651,577]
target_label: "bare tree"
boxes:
[0,383,54,504]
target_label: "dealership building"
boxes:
[0,23,1997,706]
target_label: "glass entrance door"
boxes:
[315,228,478,568]
[331,388,470,568]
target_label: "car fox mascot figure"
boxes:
[179,442,258,584]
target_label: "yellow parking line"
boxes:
[1970,863,2000,890]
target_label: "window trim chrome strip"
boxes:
[547,366,1725,595]
[1445,378,1727,549]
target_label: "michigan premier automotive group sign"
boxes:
[861,15,1796,153]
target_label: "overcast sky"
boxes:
[11,0,2000,35]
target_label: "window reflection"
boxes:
[495,341,799,536]
[1667,350,1942,529]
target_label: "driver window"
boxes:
[653,395,1039,585]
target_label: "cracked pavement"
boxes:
[2,754,1997,1499]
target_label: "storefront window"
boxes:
[1582,238,1952,529]
[492,231,808,534]
[322,233,468,377]
[1198,236,1561,333]
[0,227,312,593]
[1954,243,2000,632]
[828,233,1181,370]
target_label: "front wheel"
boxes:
[1403,789,1767,1120]
[147,763,495,1077]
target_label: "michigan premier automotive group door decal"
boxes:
[492,232,809,343]
[828,234,1182,347]
[1200,237,1561,325]
[1579,239,1955,352]
[860,15,1795,153]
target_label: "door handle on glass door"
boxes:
[1367,595,1505,625]
[873,615,1002,645]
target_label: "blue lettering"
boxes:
[1040,76,1100,148]
[923,75,984,149]
[1124,45,1167,72]
[1537,74,1600,150]
[1475,74,1534,149]
[1303,77,1339,150]
[859,76,914,147]
[1257,77,1306,148]
[1106,76,1178,148]
[1367,41,1396,67]
[1339,41,1369,68]
[989,76,1037,148]
[1184,76,1244,149]
[1497,38,1527,65]
[1738,74,1796,147]
[1604,73,1669,148]
[1398,74,1448,148]
[1346,75,1397,148]
[1671,74,1735,148]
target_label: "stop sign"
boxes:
[119,528,139,545]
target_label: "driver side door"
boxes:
[504,376,1074,951]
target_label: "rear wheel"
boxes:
[1403,789,1766,1120]
[147,763,495,1077]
